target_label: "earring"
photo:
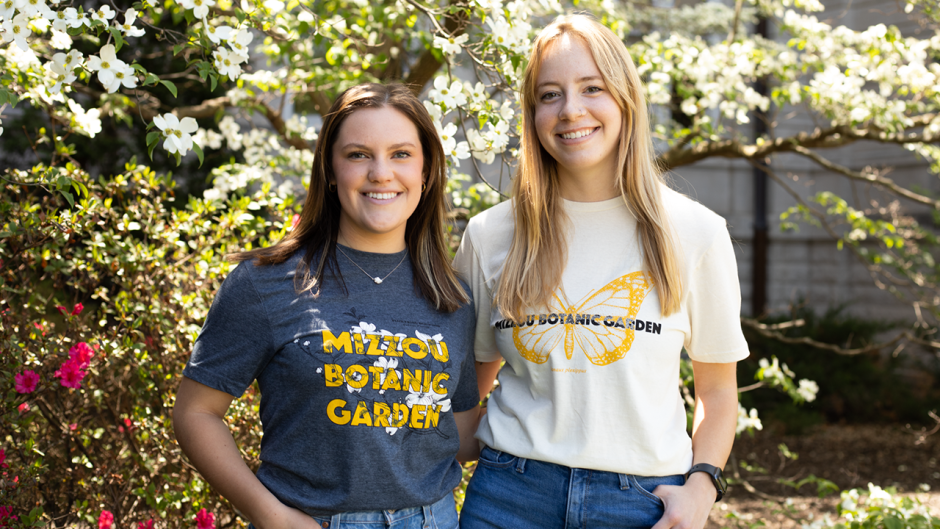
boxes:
[421,182,427,191]
[328,182,336,192]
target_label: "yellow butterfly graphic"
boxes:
[511,272,654,366]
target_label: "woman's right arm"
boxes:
[173,377,321,529]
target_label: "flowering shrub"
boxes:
[0,163,290,527]
[802,483,940,529]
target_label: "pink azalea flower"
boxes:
[195,508,215,529]
[56,305,68,315]
[14,370,39,394]
[17,403,30,414]
[0,505,18,526]
[0,448,7,468]
[54,358,86,389]
[68,342,95,368]
[290,214,300,230]
[72,303,84,315]
[138,520,154,529]
[98,510,114,529]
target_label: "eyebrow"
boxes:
[340,142,418,150]
[536,75,604,91]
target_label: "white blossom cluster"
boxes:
[736,403,763,434]
[804,482,937,529]
[0,0,257,153]
[202,115,312,201]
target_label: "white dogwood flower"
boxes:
[90,4,115,24]
[1,13,32,51]
[433,33,468,56]
[116,8,145,37]
[153,113,199,155]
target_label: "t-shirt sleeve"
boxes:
[183,262,277,397]
[453,227,502,363]
[450,306,481,412]
[684,226,750,363]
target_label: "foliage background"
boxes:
[2,0,940,527]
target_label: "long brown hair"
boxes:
[232,83,468,312]
[496,14,682,320]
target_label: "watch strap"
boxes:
[684,463,727,502]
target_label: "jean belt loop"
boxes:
[514,456,527,474]
[618,473,631,490]
[422,502,432,528]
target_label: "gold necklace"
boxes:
[336,246,407,285]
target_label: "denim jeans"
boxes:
[312,494,458,529]
[459,446,685,529]
[249,493,458,529]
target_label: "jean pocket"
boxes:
[476,446,519,469]
[628,474,684,506]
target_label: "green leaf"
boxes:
[147,138,158,160]
[160,80,178,98]
[109,27,126,52]
[192,143,204,168]
[61,189,75,208]
[210,74,218,92]
[884,516,903,529]
[144,73,160,86]
[173,44,184,56]
[146,131,161,146]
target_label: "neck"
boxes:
[556,165,620,202]
[337,231,407,253]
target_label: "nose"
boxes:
[368,158,394,182]
[559,93,585,121]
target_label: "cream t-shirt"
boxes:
[453,188,750,476]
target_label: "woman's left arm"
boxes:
[454,405,484,463]
[652,360,739,529]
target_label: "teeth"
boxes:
[561,129,594,139]
[366,192,397,200]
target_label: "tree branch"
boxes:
[741,317,914,355]
[659,113,939,169]
[789,144,940,209]
[402,0,469,94]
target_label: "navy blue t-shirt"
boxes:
[183,246,478,516]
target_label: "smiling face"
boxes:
[331,106,425,252]
[534,34,623,198]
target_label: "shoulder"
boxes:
[225,249,304,294]
[660,186,732,262]
[464,200,515,240]
[461,200,515,272]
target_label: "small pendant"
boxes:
[374,277,382,284]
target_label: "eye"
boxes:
[540,90,560,102]
[392,150,412,159]
[347,151,367,159]
[585,86,603,94]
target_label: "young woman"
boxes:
[174,83,479,529]
[455,15,749,529]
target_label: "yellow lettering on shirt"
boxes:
[431,372,449,395]
[373,402,391,427]
[402,337,428,360]
[322,330,352,354]
[351,401,373,426]
[327,399,350,425]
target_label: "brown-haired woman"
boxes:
[455,14,748,529]
[174,83,480,529]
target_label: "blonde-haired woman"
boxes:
[455,15,748,529]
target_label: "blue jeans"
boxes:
[312,494,458,529]
[248,494,458,529]
[460,446,685,529]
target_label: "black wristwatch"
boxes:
[684,463,728,501]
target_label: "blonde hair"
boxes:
[496,14,682,320]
